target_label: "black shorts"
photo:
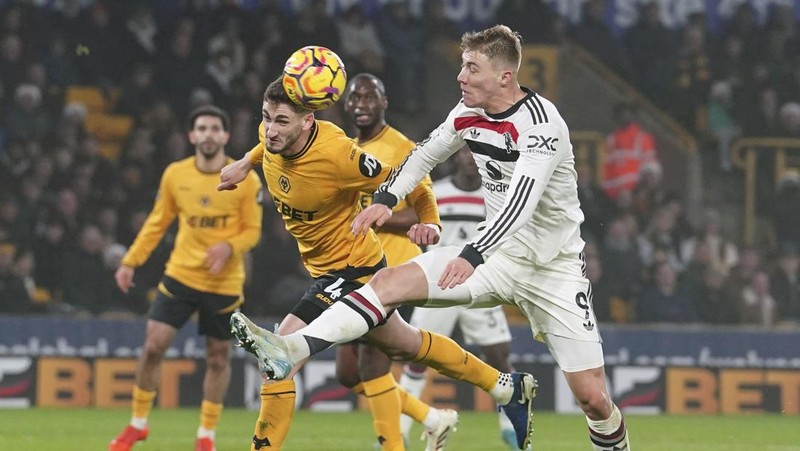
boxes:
[149,276,242,340]
[290,258,387,325]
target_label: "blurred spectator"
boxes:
[680,209,739,275]
[48,187,82,242]
[286,0,339,53]
[337,4,384,77]
[0,241,31,314]
[576,163,616,244]
[712,35,747,94]
[723,3,763,66]
[602,102,660,207]
[155,18,206,119]
[61,223,114,315]
[120,3,159,65]
[493,0,554,45]
[725,246,764,306]
[638,205,684,271]
[378,0,424,112]
[209,14,247,81]
[570,0,631,78]
[693,266,737,324]
[117,62,158,119]
[201,40,237,106]
[671,24,713,131]
[629,161,667,227]
[772,170,800,252]
[32,218,67,299]
[0,34,25,90]
[707,80,741,172]
[771,246,800,324]
[12,247,47,309]
[736,270,776,326]
[4,84,49,142]
[76,1,125,85]
[624,1,675,105]
[637,261,699,323]
[0,195,28,247]
[777,102,800,137]
[601,214,643,322]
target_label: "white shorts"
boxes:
[408,304,511,347]
[410,246,604,372]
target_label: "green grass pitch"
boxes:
[0,408,798,450]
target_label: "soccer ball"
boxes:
[282,46,347,111]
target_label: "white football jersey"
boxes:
[380,88,585,266]
[429,176,485,249]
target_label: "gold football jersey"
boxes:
[122,156,263,296]
[249,120,439,278]
[357,125,434,267]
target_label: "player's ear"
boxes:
[499,69,513,87]
[302,112,315,130]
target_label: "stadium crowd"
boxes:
[0,0,798,327]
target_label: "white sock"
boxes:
[490,373,515,405]
[422,407,440,431]
[196,426,215,439]
[587,404,629,450]
[399,366,427,400]
[130,417,147,430]
[284,285,385,363]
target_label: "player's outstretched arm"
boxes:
[218,152,253,191]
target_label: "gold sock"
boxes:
[252,380,296,451]
[398,385,430,424]
[415,330,499,392]
[199,400,223,431]
[363,373,404,451]
[131,386,156,420]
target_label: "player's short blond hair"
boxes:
[460,25,522,71]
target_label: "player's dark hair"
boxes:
[187,105,229,131]
[264,76,311,113]
[461,24,523,71]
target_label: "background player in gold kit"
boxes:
[109,105,263,451]
[340,73,459,449]
[218,77,444,451]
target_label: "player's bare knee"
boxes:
[141,339,168,364]
[576,389,612,419]
[368,264,426,308]
[366,267,399,305]
[205,349,230,373]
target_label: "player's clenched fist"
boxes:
[407,223,440,246]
